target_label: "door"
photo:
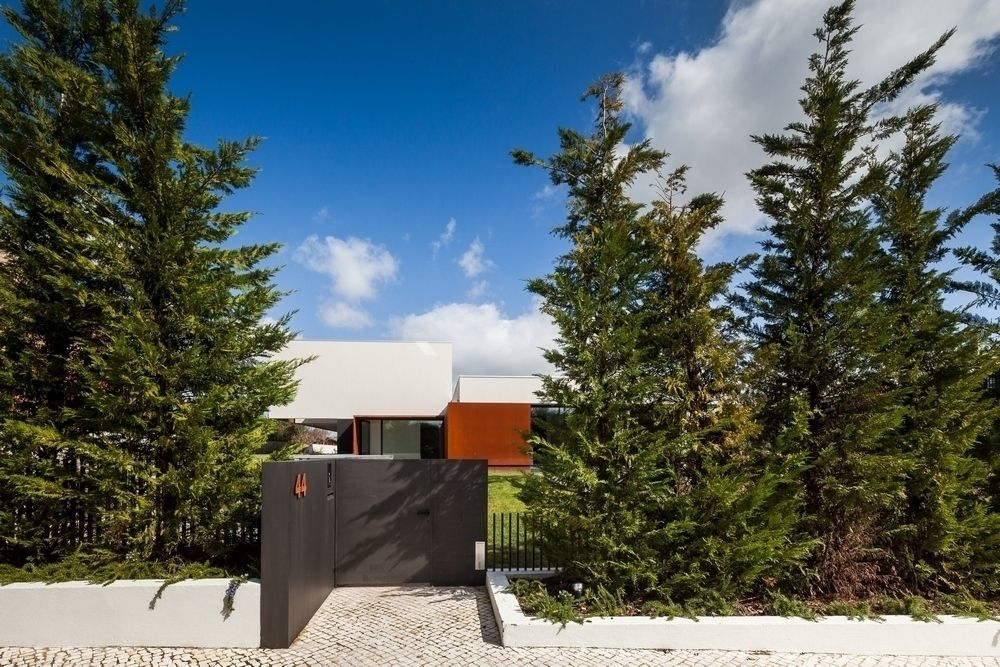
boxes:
[334,459,434,585]
[430,460,487,585]
[333,459,487,586]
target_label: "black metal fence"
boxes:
[5,504,260,557]
[488,511,558,571]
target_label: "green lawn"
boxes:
[488,470,527,515]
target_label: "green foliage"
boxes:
[879,596,940,623]
[514,74,804,609]
[513,73,674,596]
[737,0,959,597]
[873,106,1000,597]
[639,599,687,620]
[818,599,881,621]
[955,165,1000,313]
[0,550,246,585]
[955,168,1000,516]
[0,0,301,568]
[507,578,584,626]
[765,592,818,620]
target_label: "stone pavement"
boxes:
[2,586,999,667]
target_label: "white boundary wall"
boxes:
[488,573,1000,656]
[0,579,260,648]
[452,376,543,404]
[269,340,453,421]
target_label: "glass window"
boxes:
[378,419,443,460]
[530,405,567,444]
[360,420,371,455]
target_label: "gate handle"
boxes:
[416,509,430,516]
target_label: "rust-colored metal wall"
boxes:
[444,402,531,466]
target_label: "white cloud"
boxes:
[391,301,557,376]
[313,206,330,222]
[467,280,489,299]
[458,237,494,277]
[295,235,398,301]
[534,184,557,201]
[624,0,1000,250]
[531,183,563,219]
[295,235,398,329]
[319,301,373,329]
[431,218,457,258]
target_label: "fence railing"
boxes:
[488,511,558,571]
[5,503,260,558]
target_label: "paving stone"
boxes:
[3,586,1000,666]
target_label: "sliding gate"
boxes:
[334,458,486,586]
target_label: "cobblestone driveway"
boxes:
[2,586,999,666]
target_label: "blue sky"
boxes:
[4,1,1000,375]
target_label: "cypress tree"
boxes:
[955,166,1000,520]
[514,76,804,606]
[955,165,1000,311]
[513,74,668,594]
[738,0,951,596]
[874,106,1000,596]
[0,0,300,566]
[638,169,806,609]
[0,0,117,563]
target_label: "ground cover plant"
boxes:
[0,0,301,580]
[508,577,1000,625]
[516,0,1000,620]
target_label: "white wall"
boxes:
[487,573,1000,655]
[268,340,453,421]
[452,375,544,404]
[0,579,260,648]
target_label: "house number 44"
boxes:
[294,473,308,498]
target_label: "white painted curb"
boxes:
[0,578,260,648]
[487,572,1000,656]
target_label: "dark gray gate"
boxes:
[334,459,486,586]
[260,457,486,648]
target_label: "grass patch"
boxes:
[488,470,527,515]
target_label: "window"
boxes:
[358,419,443,459]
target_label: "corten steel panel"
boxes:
[444,402,532,466]
[260,459,336,649]
[335,459,487,586]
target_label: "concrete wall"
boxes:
[268,340,453,422]
[487,573,1000,655]
[0,579,260,648]
[452,376,544,404]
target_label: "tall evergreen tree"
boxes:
[874,106,1000,596]
[514,76,803,605]
[955,166,1000,519]
[738,0,951,596]
[955,165,1000,312]
[513,74,668,594]
[637,169,806,608]
[0,0,300,566]
[0,0,116,563]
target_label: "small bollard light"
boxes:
[572,582,584,596]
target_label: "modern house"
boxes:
[268,340,551,467]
